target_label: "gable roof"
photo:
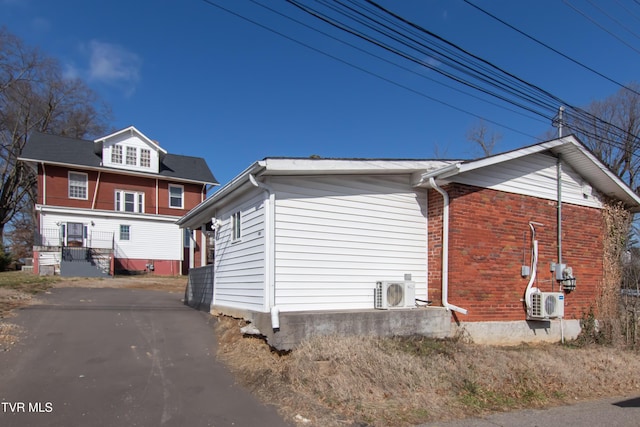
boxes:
[179,135,640,228]
[416,134,640,212]
[19,131,218,185]
[94,125,167,154]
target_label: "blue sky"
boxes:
[2,0,639,186]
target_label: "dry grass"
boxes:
[215,316,640,426]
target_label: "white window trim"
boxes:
[126,146,137,166]
[231,211,241,241]
[168,184,184,209]
[111,145,123,164]
[140,148,151,168]
[115,190,145,213]
[68,171,88,200]
[119,224,131,241]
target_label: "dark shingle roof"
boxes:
[20,132,218,185]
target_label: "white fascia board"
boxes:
[37,205,181,222]
[94,126,167,154]
[261,158,450,175]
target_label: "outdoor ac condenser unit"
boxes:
[529,292,564,319]
[375,281,416,309]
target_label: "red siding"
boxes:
[40,165,204,214]
[428,184,603,322]
[37,164,208,275]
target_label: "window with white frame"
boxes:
[169,184,184,209]
[140,148,151,168]
[126,146,137,166]
[119,225,130,241]
[115,190,145,213]
[111,145,123,164]
[68,172,88,199]
[231,211,241,241]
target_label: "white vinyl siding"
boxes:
[453,152,603,209]
[271,174,428,312]
[102,131,161,173]
[40,210,182,261]
[213,191,266,312]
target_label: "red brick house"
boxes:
[19,126,218,277]
[178,135,640,349]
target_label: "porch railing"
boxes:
[35,228,114,250]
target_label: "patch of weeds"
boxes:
[0,271,60,293]
[384,335,463,359]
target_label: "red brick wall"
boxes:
[428,183,603,322]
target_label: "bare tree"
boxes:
[0,27,111,243]
[564,82,640,193]
[466,119,501,157]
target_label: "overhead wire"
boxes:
[462,0,640,97]
[291,0,638,157]
[200,0,540,139]
[247,0,545,124]
[584,0,640,42]
[563,0,640,55]
[201,0,638,159]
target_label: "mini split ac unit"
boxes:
[529,292,564,319]
[375,281,416,309]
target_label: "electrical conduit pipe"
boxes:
[429,178,468,315]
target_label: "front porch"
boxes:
[33,228,114,277]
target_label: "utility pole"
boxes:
[552,106,565,138]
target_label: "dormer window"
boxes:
[140,148,151,168]
[126,146,137,166]
[111,145,123,164]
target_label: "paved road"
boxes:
[420,395,640,427]
[0,287,290,427]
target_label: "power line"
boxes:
[290,0,638,156]
[200,0,540,140]
[462,0,640,97]
[247,0,544,124]
[563,0,640,55]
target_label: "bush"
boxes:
[0,244,12,272]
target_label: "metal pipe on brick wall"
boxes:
[428,177,468,315]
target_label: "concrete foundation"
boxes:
[248,307,452,351]
[456,319,582,345]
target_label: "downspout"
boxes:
[557,155,563,269]
[249,174,278,329]
[91,171,101,209]
[429,177,468,315]
[41,162,47,205]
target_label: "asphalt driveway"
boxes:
[0,287,290,427]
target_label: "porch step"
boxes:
[60,247,111,278]
[60,259,110,278]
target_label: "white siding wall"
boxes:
[213,190,267,312]
[270,174,428,312]
[454,152,603,208]
[39,210,181,260]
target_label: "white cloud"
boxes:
[85,40,142,96]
